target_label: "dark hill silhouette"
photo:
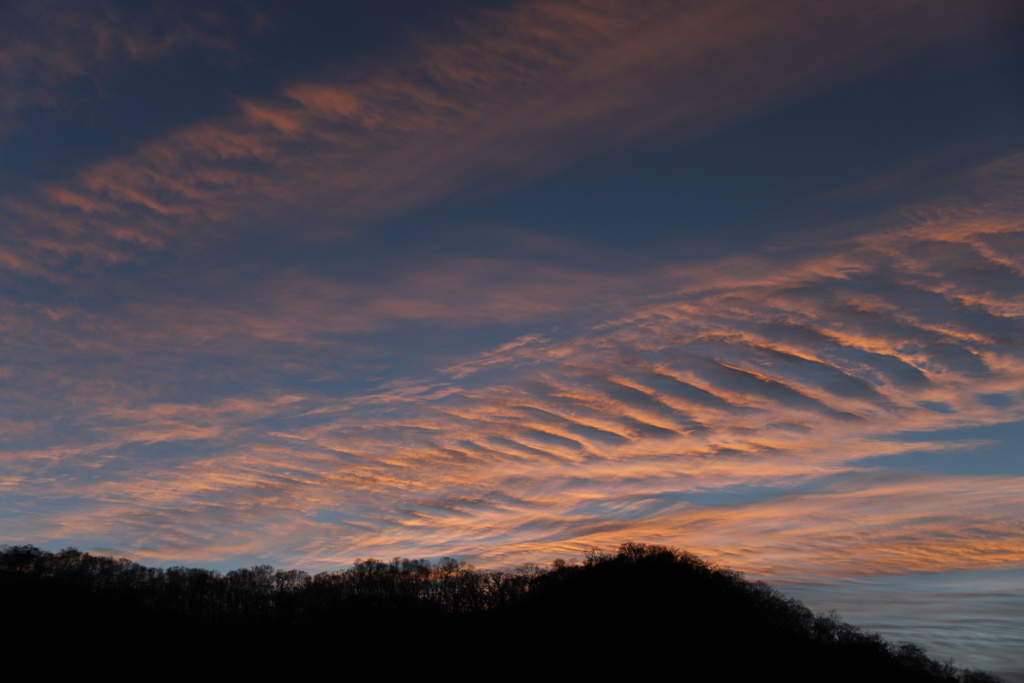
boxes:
[0,542,1002,680]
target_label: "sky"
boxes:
[1,0,1023,676]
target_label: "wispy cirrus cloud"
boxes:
[1,0,987,277]
[0,0,244,134]
[2,154,1022,574]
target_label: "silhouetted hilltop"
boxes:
[0,542,1002,680]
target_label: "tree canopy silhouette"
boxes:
[0,542,1002,681]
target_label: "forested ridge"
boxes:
[0,542,1002,680]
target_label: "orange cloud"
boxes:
[3,155,1023,573]
[2,0,985,276]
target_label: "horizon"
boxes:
[2,1,1022,679]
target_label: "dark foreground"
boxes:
[0,542,1002,680]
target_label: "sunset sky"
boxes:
[2,0,1023,676]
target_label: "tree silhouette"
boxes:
[0,542,1004,681]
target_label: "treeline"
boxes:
[0,542,1002,681]
[1,545,523,622]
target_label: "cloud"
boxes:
[1,0,986,276]
[2,154,1023,573]
[0,0,241,132]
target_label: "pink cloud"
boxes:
[2,0,985,276]
[3,154,1022,572]
[0,0,241,131]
